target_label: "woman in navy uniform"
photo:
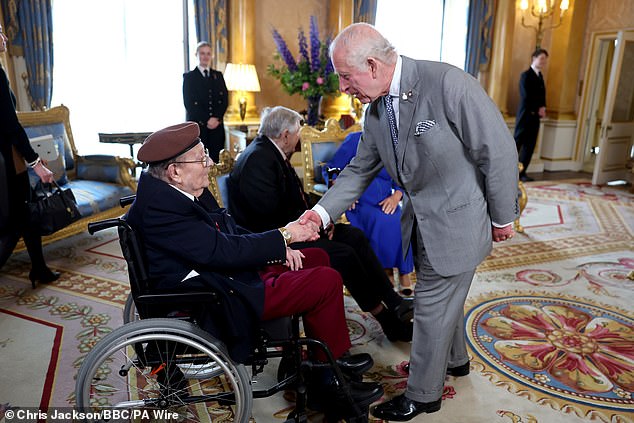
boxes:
[183,41,228,162]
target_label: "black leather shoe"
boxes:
[336,352,374,376]
[308,376,384,411]
[375,308,413,342]
[394,297,414,322]
[519,174,534,182]
[447,361,470,376]
[372,394,441,421]
[29,268,61,288]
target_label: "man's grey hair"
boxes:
[329,23,397,71]
[258,106,302,139]
[146,157,178,181]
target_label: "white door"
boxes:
[592,30,634,185]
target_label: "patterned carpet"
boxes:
[0,180,632,422]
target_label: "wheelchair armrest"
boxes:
[120,195,136,207]
[134,291,220,305]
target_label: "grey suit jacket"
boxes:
[318,57,519,277]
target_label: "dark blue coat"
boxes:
[126,172,286,361]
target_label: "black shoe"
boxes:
[308,376,384,411]
[447,361,470,377]
[336,352,374,376]
[394,297,414,322]
[519,174,534,182]
[29,268,61,288]
[375,308,413,342]
[371,394,441,421]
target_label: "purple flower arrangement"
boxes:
[267,16,339,100]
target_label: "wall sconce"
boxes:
[519,0,570,48]
[224,63,261,121]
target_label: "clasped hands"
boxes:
[282,217,320,270]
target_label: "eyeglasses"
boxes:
[171,148,213,168]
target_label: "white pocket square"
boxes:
[414,120,436,136]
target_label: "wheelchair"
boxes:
[74,196,375,422]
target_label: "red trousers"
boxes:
[259,248,351,361]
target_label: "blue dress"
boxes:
[324,132,413,274]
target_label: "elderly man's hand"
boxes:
[299,210,322,228]
[492,224,514,242]
[286,219,320,243]
[285,247,304,270]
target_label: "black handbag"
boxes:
[28,182,82,235]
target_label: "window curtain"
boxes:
[464,0,495,77]
[0,0,53,110]
[354,0,377,24]
[193,0,227,69]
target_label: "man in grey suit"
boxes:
[300,23,519,420]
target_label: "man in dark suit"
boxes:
[183,41,228,162]
[300,23,518,420]
[227,106,414,343]
[126,122,382,410]
[515,48,548,182]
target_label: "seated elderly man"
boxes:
[126,122,383,410]
[228,106,413,342]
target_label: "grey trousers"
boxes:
[405,234,475,403]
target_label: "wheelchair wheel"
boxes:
[75,318,252,422]
[122,292,139,324]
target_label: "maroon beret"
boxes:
[138,122,200,163]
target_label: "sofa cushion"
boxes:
[76,155,127,185]
[63,180,134,217]
[24,123,73,187]
[23,122,75,170]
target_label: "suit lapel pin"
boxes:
[401,90,413,101]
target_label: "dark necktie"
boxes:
[286,159,309,209]
[384,95,399,150]
[203,69,209,78]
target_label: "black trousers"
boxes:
[291,223,402,312]
[201,124,226,163]
[0,171,47,270]
[515,119,540,175]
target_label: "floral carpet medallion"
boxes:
[465,291,633,422]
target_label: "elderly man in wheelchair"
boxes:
[74,122,382,422]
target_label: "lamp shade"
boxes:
[224,63,261,92]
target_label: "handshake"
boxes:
[282,210,324,244]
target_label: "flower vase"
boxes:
[306,95,322,126]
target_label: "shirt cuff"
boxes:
[492,221,513,228]
[312,204,331,228]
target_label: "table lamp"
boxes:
[224,63,261,121]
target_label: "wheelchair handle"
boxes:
[120,195,136,208]
[88,218,122,235]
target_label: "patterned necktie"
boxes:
[384,95,398,150]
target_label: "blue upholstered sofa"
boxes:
[17,105,136,247]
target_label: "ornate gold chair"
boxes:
[16,105,136,248]
[299,119,361,198]
[515,163,529,233]
[207,149,235,208]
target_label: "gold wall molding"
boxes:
[322,0,354,120]
[226,0,258,122]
